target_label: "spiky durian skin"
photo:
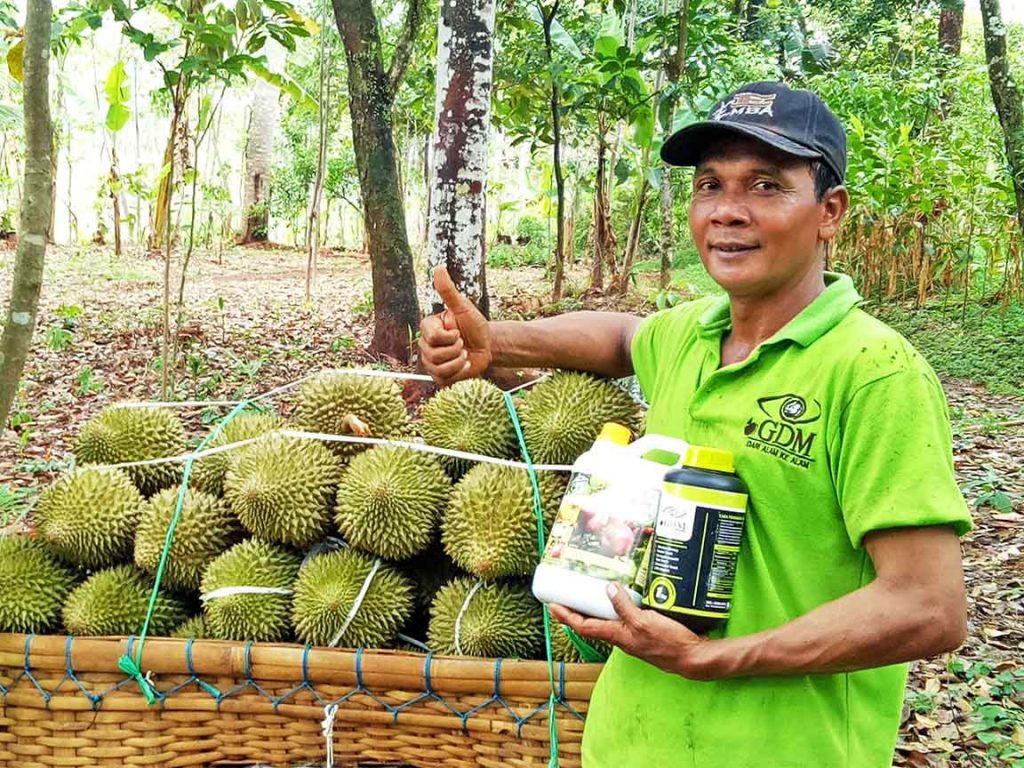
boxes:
[292,373,411,458]
[224,435,341,547]
[519,372,642,465]
[442,464,565,580]
[334,446,450,560]
[549,624,610,663]
[200,540,300,642]
[134,487,240,591]
[427,578,543,658]
[0,537,76,633]
[292,549,414,648]
[420,379,517,476]
[190,411,284,496]
[34,467,144,569]
[169,614,209,639]
[73,406,186,495]
[62,565,187,637]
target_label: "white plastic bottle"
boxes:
[532,425,690,620]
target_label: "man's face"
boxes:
[688,136,845,299]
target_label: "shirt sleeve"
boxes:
[629,310,667,402]
[832,368,973,549]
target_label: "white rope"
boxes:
[330,557,382,648]
[453,580,484,656]
[92,429,575,473]
[119,367,434,411]
[200,586,294,603]
[321,702,339,768]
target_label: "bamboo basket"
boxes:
[0,634,601,768]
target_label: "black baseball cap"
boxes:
[660,81,847,182]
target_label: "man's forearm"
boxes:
[684,577,965,680]
[490,312,641,378]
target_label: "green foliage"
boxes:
[0,483,34,528]
[960,465,1016,514]
[876,302,1024,396]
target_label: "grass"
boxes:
[873,301,1024,396]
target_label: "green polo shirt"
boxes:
[581,273,971,768]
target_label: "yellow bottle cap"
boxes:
[597,422,632,447]
[683,445,735,474]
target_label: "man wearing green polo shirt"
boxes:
[418,81,971,768]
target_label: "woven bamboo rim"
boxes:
[0,634,601,768]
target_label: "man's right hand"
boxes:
[419,266,492,386]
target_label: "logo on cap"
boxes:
[713,92,776,120]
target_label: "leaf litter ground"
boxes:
[0,245,1020,768]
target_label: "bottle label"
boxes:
[642,482,747,621]
[541,470,660,585]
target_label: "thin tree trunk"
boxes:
[615,177,650,294]
[426,0,496,317]
[540,1,566,301]
[590,130,614,292]
[0,0,52,431]
[149,85,186,252]
[306,15,331,303]
[980,0,1024,245]
[660,0,690,287]
[333,0,424,361]
[110,147,122,255]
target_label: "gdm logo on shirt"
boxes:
[743,394,821,469]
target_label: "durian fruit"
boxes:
[519,372,643,465]
[74,405,186,495]
[292,372,411,458]
[224,435,341,547]
[334,446,450,560]
[169,614,209,640]
[34,467,143,568]
[420,379,518,476]
[0,536,76,633]
[442,464,565,580]
[62,565,187,636]
[549,624,611,663]
[190,411,284,496]
[200,539,300,642]
[427,578,543,658]
[292,548,414,648]
[134,487,240,591]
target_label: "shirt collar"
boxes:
[697,272,863,348]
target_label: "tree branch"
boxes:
[387,0,427,97]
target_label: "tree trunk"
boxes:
[939,0,964,57]
[110,147,123,256]
[540,1,566,301]
[306,16,331,302]
[426,0,496,317]
[149,87,185,252]
[0,0,52,431]
[980,0,1024,244]
[615,178,650,294]
[333,0,422,362]
[241,78,278,243]
[590,129,616,292]
[938,0,964,116]
[660,0,690,288]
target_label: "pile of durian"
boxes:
[0,371,642,662]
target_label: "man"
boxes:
[419,82,971,768]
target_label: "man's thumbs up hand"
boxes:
[419,266,492,386]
